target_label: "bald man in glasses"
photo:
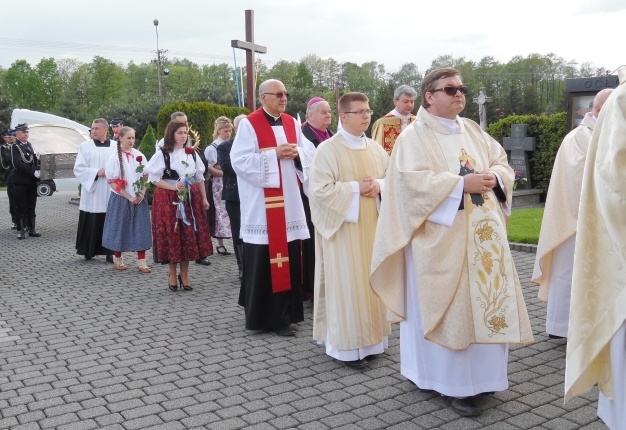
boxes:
[231,79,316,337]
[370,67,533,417]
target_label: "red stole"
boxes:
[247,108,297,293]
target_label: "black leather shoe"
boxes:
[195,258,211,266]
[344,359,369,369]
[273,327,295,337]
[105,255,114,263]
[443,396,481,417]
[548,334,565,339]
[178,275,193,291]
[84,255,92,261]
[168,283,178,292]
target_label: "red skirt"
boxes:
[151,183,213,263]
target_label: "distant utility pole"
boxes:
[153,19,168,105]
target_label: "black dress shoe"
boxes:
[273,327,295,337]
[195,258,211,266]
[443,396,481,417]
[105,255,114,263]
[548,334,565,339]
[84,255,92,261]
[178,275,193,291]
[344,359,369,369]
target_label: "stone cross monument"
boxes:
[231,10,267,111]
[473,88,492,130]
[503,124,535,190]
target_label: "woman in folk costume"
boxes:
[102,126,152,272]
[145,120,212,291]
[204,116,233,256]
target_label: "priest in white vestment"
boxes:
[309,92,390,369]
[231,79,315,337]
[532,89,613,339]
[371,85,417,155]
[565,67,626,430]
[73,118,116,261]
[370,68,533,417]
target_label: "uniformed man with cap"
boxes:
[110,118,123,141]
[10,123,41,239]
[1,129,17,229]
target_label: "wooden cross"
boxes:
[231,9,267,111]
[503,124,535,189]
[270,253,289,268]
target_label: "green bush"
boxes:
[487,112,566,192]
[157,102,248,151]
[137,124,157,204]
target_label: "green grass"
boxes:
[507,207,543,244]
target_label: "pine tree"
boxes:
[138,124,157,161]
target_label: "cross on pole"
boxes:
[473,88,492,130]
[231,10,267,111]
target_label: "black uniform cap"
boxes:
[110,118,123,126]
[14,123,29,131]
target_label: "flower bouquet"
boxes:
[513,170,527,190]
[173,147,197,230]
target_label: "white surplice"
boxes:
[230,115,315,245]
[597,320,626,430]
[546,236,575,338]
[73,140,117,213]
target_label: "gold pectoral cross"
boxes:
[270,253,289,268]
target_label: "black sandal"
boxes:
[216,245,231,255]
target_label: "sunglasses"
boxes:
[430,86,469,96]
[263,92,290,99]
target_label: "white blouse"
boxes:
[105,147,148,197]
[145,147,205,184]
[204,137,225,166]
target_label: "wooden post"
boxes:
[231,10,267,111]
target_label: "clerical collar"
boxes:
[338,128,367,149]
[262,108,282,124]
[432,115,460,134]
[391,109,412,120]
[93,138,111,147]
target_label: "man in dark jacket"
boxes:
[216,114,247,279]
[10,124,41,239]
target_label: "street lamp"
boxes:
[153,19,166,104]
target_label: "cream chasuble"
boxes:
[371,107,533,350]
[532,113,595,301]
[310,133,391,351]
[565,71,626,402]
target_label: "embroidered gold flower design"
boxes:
[481,251,493,275]
[477,224,494,242]
[489,315,508,333]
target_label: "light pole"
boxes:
[153,19,166,104]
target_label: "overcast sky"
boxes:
[1,0,624,75]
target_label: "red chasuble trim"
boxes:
[247,108,297,293]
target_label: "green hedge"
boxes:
[487,112,567,192]
[157,102,249,151]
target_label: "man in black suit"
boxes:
[216,114,247,279]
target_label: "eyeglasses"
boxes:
[430,86,469,96]
[263,92,290,99]
[343,110,374,116]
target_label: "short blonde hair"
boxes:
[212,116,233,139]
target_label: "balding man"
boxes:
[532,88,614,339]
[231,79,315,337]
[371,84,417,155]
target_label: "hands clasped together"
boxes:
[463,172,497,194]
[359,177,380,198]
[276,144,299,160]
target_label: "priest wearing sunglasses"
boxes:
[371,68,533,417]
[231,79,316,337]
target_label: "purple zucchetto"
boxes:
[307,97,326,107]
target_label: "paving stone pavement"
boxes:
[0,192,607,430]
